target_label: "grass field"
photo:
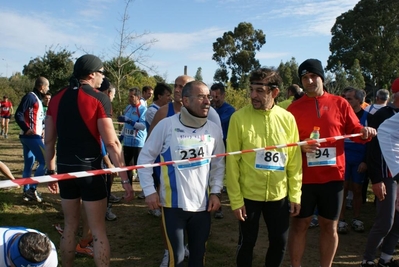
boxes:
[0,120,394,266]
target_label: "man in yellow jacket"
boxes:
[226,68,302,267]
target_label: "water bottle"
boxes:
[306,126,320,158]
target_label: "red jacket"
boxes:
[287,93,365,184]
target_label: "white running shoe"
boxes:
[159,250,169,267]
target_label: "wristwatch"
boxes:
[45,170,56,175]
[121,179,130,185]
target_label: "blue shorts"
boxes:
[2,116,10,119]
[345,161,366,184]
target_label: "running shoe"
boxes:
[346,198,353,210]
[338,220,348,234]
[352,219,365,233]
[214,209,224,219]
[361,260,376,266]
[24,188,42,202]
[75,243,94,257]
[309,215,319,228]
[53,224,64,235]
[148,209,162,217]
[184,244,189,258]
[159,250,169,267]
[109,194,122,203]
[378,258,399,267]
[106,204,117,221]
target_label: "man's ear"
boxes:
[272,88,280,98]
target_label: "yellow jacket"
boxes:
[277,96,294,110]
[226,105,302,210]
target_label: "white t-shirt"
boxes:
[378,112,399,177]
[364,103,385,115]
[138,114,225,212]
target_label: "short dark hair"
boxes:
[249,68,282,88]
[182,81,207,97]
[153,83,172,101]
[345,87,364,104]
[287,84,301,95]
[210,82,226,94]
[142,86,153,93]
[129,87,142,98]
[19,232,52,263]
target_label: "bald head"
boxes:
[174,75,195,103]
[34,77,50,95]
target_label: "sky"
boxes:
[0,0,360,85]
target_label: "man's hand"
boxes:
[360,127,377,139]
[357,162,367,173]
[233,206,247,221]
[290,202,301,217]
[117,115,127,123]
[207,194,221,212]
[145,192,162,210]
[25,129,34,135]
[300,138,320,153]
[372,182,386,201]
[122,183,134,201]
[47,182,59,194]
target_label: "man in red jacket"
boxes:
[287,59,376,267]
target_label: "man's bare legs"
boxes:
[289,216,338,267]
[60,198,81,267]
[83,198,109,267]
[3,118,9,136]
[318,216,339,267]
[288,216,312,267]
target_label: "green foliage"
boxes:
[194,67,203,81]
[153,75,166,83]
[108,70,157,116]
[334,61,350,95]
[327,0,399,88]
[348,59,366,90]
[276,57,300,102]
[22,47,74,93]
[212,22,266,89]
[224,87,250,110]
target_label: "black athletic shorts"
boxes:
[297,181,344,220]
[57,154,107,201]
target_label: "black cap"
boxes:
[298,59,325,82]
[98,77,111,92]
[73,54,103,78]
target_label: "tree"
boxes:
[194,67,203,81]
[347,59,366,90]
[22,47,74,93]
[327,0,399,88]
[212,22,266,89]
[334,62,349,95]
[277,57,300,89]
[213,68,228,83]
[153,75,166,83]
[105,0,157,103]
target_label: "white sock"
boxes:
[380,252,392,262]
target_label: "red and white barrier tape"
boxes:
[0,133,362,189]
